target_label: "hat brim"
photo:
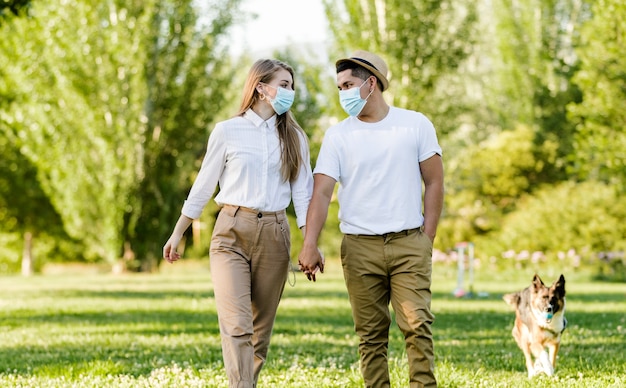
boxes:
[336,58,389,91]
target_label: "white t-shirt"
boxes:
[314,106,442,235]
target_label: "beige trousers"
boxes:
[341,227,437,388]
[210,205,290,388]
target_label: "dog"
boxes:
[503,274,567,377]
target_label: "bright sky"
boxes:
[229,0,329,55]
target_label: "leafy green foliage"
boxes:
[486,0,588,180]
[438,0,604,255]
[130,0,243,269]
[438,125,559,250]
[0,0,30,21]
[0,0,244,268]
[456,125,558,208]
[0,138,79,272]
[568,0,626,189]
[1,0,625,274]
[0,0,149,262]
[475,180,626,258]
[323,0,478,137]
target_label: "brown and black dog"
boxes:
[503,274,567,377]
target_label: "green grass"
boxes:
[1,261,624,387]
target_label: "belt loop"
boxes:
[232,206,240,217]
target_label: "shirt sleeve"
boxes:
[181,124,227,219]
[290,131,314,228]
[313,129,341,181]
[417,113,442,162]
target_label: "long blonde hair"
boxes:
[236,59,306,182]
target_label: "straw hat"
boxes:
[336,50,389,91]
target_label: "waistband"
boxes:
[347,225,424,239]
[221,204,286,220]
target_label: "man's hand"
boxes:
[298,246,325,281]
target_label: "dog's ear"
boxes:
[532,274,544,291]
[503,292,520,307]
[554,274,566,297]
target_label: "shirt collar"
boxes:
[244,109,276,128]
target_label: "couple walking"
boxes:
[163,50,444,388]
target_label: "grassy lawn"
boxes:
[1,260,624,387]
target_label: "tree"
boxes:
[477,181,626,257]
[438,124,559,249]
[323,0,478,137]
[437,0,592,252]
[0,0,30,21]
[0,0,46,275]
[0,137,73,273]
[487,0,590,182]
[128,0,244,270]
[568,0,626,190]
[1,0,156,263]
[0,0,244,269]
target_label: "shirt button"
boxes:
[257,213,263,218]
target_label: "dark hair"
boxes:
[336,62,382,90]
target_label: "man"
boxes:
[298,50,443,388]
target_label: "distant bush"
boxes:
[471,180,626,281]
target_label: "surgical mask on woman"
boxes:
[263,84,295,115]
[339,79,373,117]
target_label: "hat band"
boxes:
[352,57,379,72]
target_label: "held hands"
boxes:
[298,246,325,282]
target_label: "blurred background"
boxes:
[1,0,624,281]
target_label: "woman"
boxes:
[163,59,313,387]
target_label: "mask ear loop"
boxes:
[364,76,375,99]
[257,83,267,101]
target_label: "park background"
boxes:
[1,0,625,277]
[0,0,625,387]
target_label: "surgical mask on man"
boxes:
[339,79,373,117]
[264,84,295,115]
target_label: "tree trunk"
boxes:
[21,231,34,276]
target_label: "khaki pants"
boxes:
[341,227,436,388]
[210,205,290,388]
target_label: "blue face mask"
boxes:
[264,84,295,115]
[339,80,373,117]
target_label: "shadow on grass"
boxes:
[1,306,224,376]
[431,307,625,374]
[0,340,224,377]
[1,291,355,378]
[10,288,216,300]
[2,277,624,381]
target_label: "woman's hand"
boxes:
[163,234,182,263]
[298,246,325,281]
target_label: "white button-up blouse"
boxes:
[181,109,313,228]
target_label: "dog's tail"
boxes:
[502,292,520,308]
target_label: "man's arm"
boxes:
[298,173,336,280]
[420,154,444,242]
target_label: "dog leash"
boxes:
[278,220,297,287]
